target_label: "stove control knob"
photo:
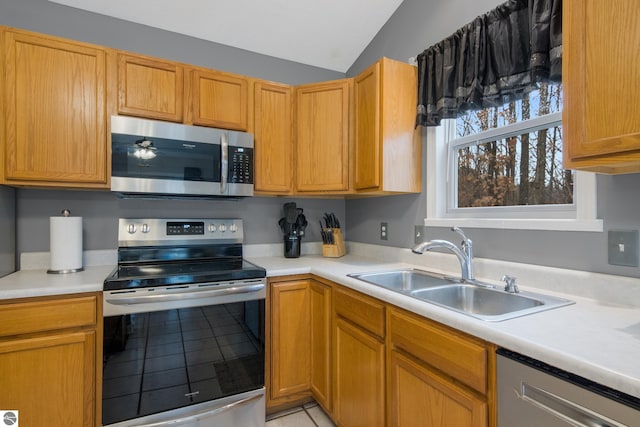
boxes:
[208,224,217,233]
[229,223,238,233]
[127,223,137,234]
[219,224,227,232]
[141,223,150,234]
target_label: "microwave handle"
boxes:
[220,132,228,194]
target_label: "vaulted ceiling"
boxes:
[48,0,405,72]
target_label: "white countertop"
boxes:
[247,253,640,400]
[1,246,639,400]
[0,265,112,299]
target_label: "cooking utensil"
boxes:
[296,212,307,237]
[283,202,298,235]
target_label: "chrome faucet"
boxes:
[501,275,519,293]
[412,227,474,281]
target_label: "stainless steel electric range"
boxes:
[102,218,266,427]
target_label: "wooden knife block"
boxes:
[322,228,345,258]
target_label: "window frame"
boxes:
[425,113,603,232]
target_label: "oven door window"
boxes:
[112,133,221,182]
[102,300,264,426]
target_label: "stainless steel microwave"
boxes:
[111,115,254,198]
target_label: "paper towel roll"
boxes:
[48,215,84,273]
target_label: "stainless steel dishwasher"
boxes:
[497,349,640,426]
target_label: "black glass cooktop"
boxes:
[104,244,266,291]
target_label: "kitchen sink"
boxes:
[348,269,573,321]
[348,269,460,292]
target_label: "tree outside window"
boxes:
[453,82,570,209]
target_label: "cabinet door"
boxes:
[354,58,421,194]
[389,350,487,427]
[3,30,107,186]
[253,81,293,193]
[191,69,248,130]
[295,80,350,192]
[333,317,384,427]
[118,53,184,122]
[563,0,640,172]
[310,280,332,411]
[0,331,96,427]
[269,280,310,401]
[354,61,380,191]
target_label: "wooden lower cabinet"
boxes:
[310,279,332,412]
[0,331,97,427]
[266,277,496,426]
[266,277,333,414]
[332,285,385,427]
[267,278,311,407]
[0,293,101,427]
[387,307,494,427]
[389,350,487,427]
[333,317,385,427]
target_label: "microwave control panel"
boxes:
[229,146,254,184]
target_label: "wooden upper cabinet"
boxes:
[189,68,248,130]
[253,81,293,194]
[295,79,351,193]
[117,52,184,122]
[2,28,108,187]
[563,0,640,173]
[354,57,421,194]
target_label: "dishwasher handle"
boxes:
[521,382,627,427]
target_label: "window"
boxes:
[425,82,602,232]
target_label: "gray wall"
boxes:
[345,0,640,278]
[0,0,346,258]
[0,186,16,276]
[5,0,640,278]
[17,189,345,254]
[0,0,343,85]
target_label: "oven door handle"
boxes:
[133,392,263,426]
[105,283,264,305]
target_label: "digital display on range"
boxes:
[166,221,205,235]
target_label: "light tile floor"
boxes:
[266,402,335,427]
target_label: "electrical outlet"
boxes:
[380,222,388,240]
[415,225,425,244]
[608,230,639,267]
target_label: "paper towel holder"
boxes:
[47,209,85,274]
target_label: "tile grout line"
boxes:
[302,406,320,427]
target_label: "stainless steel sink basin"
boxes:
[348,269,459,292]
[411,284,573,321]
[348,269,574,321]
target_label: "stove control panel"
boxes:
[118,218,244,246]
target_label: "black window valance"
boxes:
[415,0,562,127]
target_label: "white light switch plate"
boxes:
[608,230,639,267]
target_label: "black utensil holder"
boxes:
[284,234,301,258]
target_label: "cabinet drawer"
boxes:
[334,287,385,338]
[389,308,487,394]
[0,294,98,337]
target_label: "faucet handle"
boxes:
[452,226,471,244]
[501,275,519,293]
